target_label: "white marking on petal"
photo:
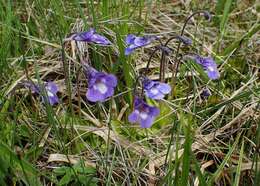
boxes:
[150,87,159,95]
[140,111,148,120]
[47,91,54,97]
[134,110,140,114]
[96,82,108,94]
[101,78,106,83]
[208,66,215,72]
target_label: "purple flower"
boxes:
[25,81,59,105]
[45,82,59,105]
[125,34,155,55]
[72,28,111,45]
[86,67,117,102]
[128,97,160,128]
[203,11,211,21]
[201,88,211,99]
[24,82,40,94]
[194,56,220,80]
[143,78,171,100]
[177,36,192,45]
[159,46,173,55]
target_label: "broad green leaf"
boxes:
[58,171,72,186]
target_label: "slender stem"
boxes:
[163,11,211,176]
[159,50,166,82]
[155,36,164,46]
[159,51,163,81]
[164,35,182,48]
[170,55,183,97]
[169,10,210,97]
[146,44,169,83]
[180,10,209,37]
[161,36,184,84]
[145,36,172,82]
[145,46,161,76]
[133,75,145,98]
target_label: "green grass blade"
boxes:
[180,114,192,186]
[191,152,207,186]
[220,0,233,34]
[115,29,133,104]
[209,133,241,184]
[222,23,260,56]
[0,141,41,186]
[216,0,226,17]
[233,139,244,186]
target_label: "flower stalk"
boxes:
[166,10,211,97]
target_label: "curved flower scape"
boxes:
[85,67,117,102]
[128,97,160,128]
[143,78,171,100]
[194,56,220,80]
[125,34,156,55]
[72,28,111,45]
[26,81,59,105]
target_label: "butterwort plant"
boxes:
[154,10,213,92]
[143,78,171,100]
[25,81,59,105]
[67,28,111,45]
[125,32,173,127]
[127,73,171,128]
[64,27,116,102]
[201,87,211,99]
[128,97,160,128]
[84,65,117,102]
[193,55,220,80]
[127,77,171,128]
[125,34,157,55]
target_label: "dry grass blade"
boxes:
[149,100,259,172]
[47,153,95,167]
[117,103,129,121]
[79,109,102,127]
[198,74,258,130]
[39,126,52,148]
[194,160,214,186]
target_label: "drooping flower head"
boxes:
[143,78,171,100]
[194,56,220,80]
[159,46,173,55]
[72,28,111,45]
[125,34,156,55]
[202,11,211,21]
[128,97,160,128]
[25,81,59,105]
[201,88,211,99]
[85,67,117,102]
[177,36,192,45]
